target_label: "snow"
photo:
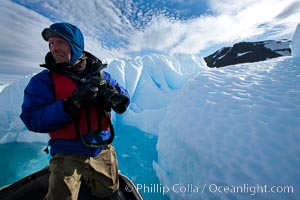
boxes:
[263,39,291,56]
[154,25,300,200]
[1,22,300,200]
[237,51,252,57]
[0,84,8,93]
[154,56,300,200]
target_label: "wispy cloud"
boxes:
[1,0,300,75]
[0,0,50,74]
[128,0,300,55]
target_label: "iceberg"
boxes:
[154,25,300,200]
[0,74,48,144]
[106,53,207,134]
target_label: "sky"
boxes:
[1,0,300,74]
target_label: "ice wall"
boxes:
[106,53,206,133]
[0,75,48,144]
[154,25,300,200]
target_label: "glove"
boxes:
[63,98,80,120]
[62,81,98,119]
[71,81,99,109]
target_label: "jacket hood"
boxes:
[42,22,84,65]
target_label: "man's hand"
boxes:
[71,82,99,109]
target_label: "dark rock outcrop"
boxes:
[204,39,291,68]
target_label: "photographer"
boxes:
[20,22,130,200]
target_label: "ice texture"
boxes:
[154,24,300,200]
[154,56,300,200]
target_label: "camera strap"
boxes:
[74,69,114,148]
[74,107,115,148]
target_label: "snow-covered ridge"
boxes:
[263,39,291,56]
[205,39,291,68]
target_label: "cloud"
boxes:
[127,0,300,55]
[276,1,300,19]
[1,0,300,71]
[0,0,50,74]
[0,0,133,75]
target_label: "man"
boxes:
[20,22,130,200]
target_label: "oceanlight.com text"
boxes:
[207,183,294,196]
[132,183,294,196]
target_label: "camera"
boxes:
[88,76,129,114]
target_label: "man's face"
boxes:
[48,37,71,63]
